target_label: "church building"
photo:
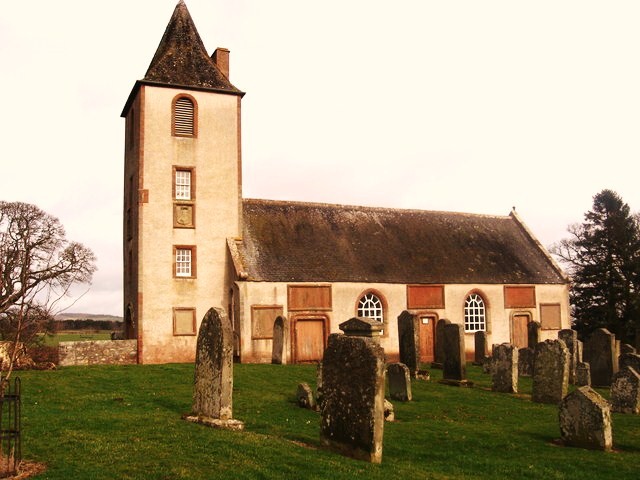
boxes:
[121,1,570,364]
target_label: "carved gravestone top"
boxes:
[339,317,383,338]
[559,386,612,451]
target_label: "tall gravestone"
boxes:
[320,318,386,463]
[584,328,618,387]
[610,366,640,414]
[271,315,287,365]
[397,311,420,377]
[433,319,451,369]
[387,363,412,401]
[532,339,569,404]
[558,329,578,384]
[440,323,472,387]
[473,331,489,366]
[527,321,541,348]
[184,308,244,430]
[559,386,612,451]
[492,343,518,393]
[518,347,534,377]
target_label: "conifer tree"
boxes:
[552,189,640,343]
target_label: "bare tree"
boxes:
[0,201,96,380]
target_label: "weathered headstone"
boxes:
[619,352,640,373]
[532,339,569,404]
[492,343,518,393]
[473,331,489,366]
[184,307,244,430]
[387,362,412,401]
[620,343,637,355]
[440,323,472,387]
[558,329,578,384]
[518,347,534,377]
[397,311,420,377]
[320,318,385,463]
[296,382,316,410]
[610,366,640,414]
[559,386,612,451]
[584,328,618,387]
[576,362,591,387]
[528,321,541,349]
[271,315,287,365]
[433,319,451,369]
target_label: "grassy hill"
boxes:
[54,313,123,322]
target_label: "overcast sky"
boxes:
[2,1,640,316]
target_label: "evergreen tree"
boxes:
[552,189,640,343]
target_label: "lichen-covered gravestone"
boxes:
[559,386,612,451]
[518,347,534,377]
[576,362,591,387]
[527,321,541,348]
[584,328,618,387]
[320,318,386,463]
[558,329,578,384]
[440,323,472,387]
[397,311,420,377]
[271,315,287,365]
[387,362,412,401]
[492,343,518,393]
[184,307,244,430]
[610,366,640,414]
[473,331,489,366]
[532,339,569,404]
[433,319,451,369]
[619,352,640,374]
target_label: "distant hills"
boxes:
[55,313,123,322]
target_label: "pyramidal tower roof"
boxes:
[142,0,242,94]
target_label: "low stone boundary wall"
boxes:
[58,339,138,366]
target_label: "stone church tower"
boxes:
[121,1,244,363]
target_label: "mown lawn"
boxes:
[16,363,640,479]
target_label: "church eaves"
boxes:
[142,0,243,95]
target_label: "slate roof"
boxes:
[142,0,242,94]
[229,199,568,285]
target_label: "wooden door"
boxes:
[419,315,436,363]
[512,314,529,349]
[294,318,325,363]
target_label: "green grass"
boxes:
[40,331,112,346]
[16,363,640,479]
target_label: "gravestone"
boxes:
[184,308,244,430]
[316,361,324,410]
[387,362,412,401]
[559,386,612,451]
[518,347,534,377]
[384,399,395,422]
[527,321,541,348]
[440,323,472,387]
[576,340,584,363]
[296,382,316,410]
[397,311,420,377]
[492,343,518,393]
[576,362,591,387]
[610,366,640,414]
[320,318,385,463]
[558,329,578,384]
[473,331,489,366]
[620,343,637,355]
[619,352,640,373]
[584,328,618,387]
[271,315,287,365]
[433,319,451,369]
[532,339,569,404]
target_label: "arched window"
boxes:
[357,292,384,323]
[464,293,486,332]
[172,95,196,137]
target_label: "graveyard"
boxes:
[16,361,640,479]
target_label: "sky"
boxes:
[2,1,640,316]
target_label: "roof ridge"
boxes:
[242,197,511,219]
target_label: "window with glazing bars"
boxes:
[175,248,192,277]
[464,293,486,332]
[357,293,383,323]
[175,170,191,200]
